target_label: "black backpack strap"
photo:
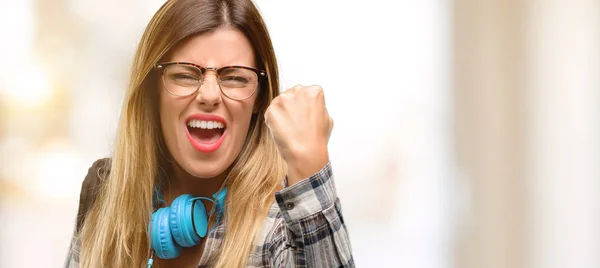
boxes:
[75,158,111,233]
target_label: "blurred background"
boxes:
[0,0,598,267]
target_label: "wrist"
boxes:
[285,146,329,186]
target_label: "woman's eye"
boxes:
[172,73,199,81]
[221,76,249,83]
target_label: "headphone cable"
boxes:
[147,251,155,268]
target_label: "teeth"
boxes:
[187,120,225,129]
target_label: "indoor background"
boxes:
[0,0,598,267]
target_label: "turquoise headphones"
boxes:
[147,188,227,267]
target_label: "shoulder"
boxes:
[80,158,111,193]
[75,158,112,232]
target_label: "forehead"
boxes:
[167,27,256,68]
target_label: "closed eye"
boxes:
[172,73,200,81]
[221,76,249,83]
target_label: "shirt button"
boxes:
[286,202,295,210]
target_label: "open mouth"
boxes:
[185,117,227,153]
[187,120,226,143]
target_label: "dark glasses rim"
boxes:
[155,61,267,78]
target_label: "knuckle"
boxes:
[280,92,293,101]
[308,85,323,96]
[287,85,303,93]
[265,102,275,114]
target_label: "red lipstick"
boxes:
[184,114,227,153]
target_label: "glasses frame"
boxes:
[155,62,267,100]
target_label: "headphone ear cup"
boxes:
[151,207,182,259]
[170,194,201,247]
[192,199,209,238]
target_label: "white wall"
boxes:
[257,1,454,267]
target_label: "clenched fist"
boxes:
[264,85,334,186]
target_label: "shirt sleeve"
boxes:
[271,162,355,267]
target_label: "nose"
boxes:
[196,75,222,107]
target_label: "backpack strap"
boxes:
[75,158,111,233]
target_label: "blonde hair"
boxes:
[78,0,286,267]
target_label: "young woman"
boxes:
[63,0,353,267]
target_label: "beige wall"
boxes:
[453,0,600,267]
[453,0,527,267]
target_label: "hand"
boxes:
[264,85,334,186]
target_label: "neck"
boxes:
[162,165,229,205]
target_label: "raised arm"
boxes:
[270,162,355,267]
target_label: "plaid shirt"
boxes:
[64,161,354,267]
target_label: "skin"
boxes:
[157,27,333,267]
[159,27,259,201]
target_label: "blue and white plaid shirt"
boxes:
[64,161,354,267]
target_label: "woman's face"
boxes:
[159,28,259,179]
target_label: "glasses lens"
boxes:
[218,67,259,100]
[162,64,202,96]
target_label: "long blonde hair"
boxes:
[79,0,286,267]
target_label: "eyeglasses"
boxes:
[155,62,267,100]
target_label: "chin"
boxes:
[182,160,229,179]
